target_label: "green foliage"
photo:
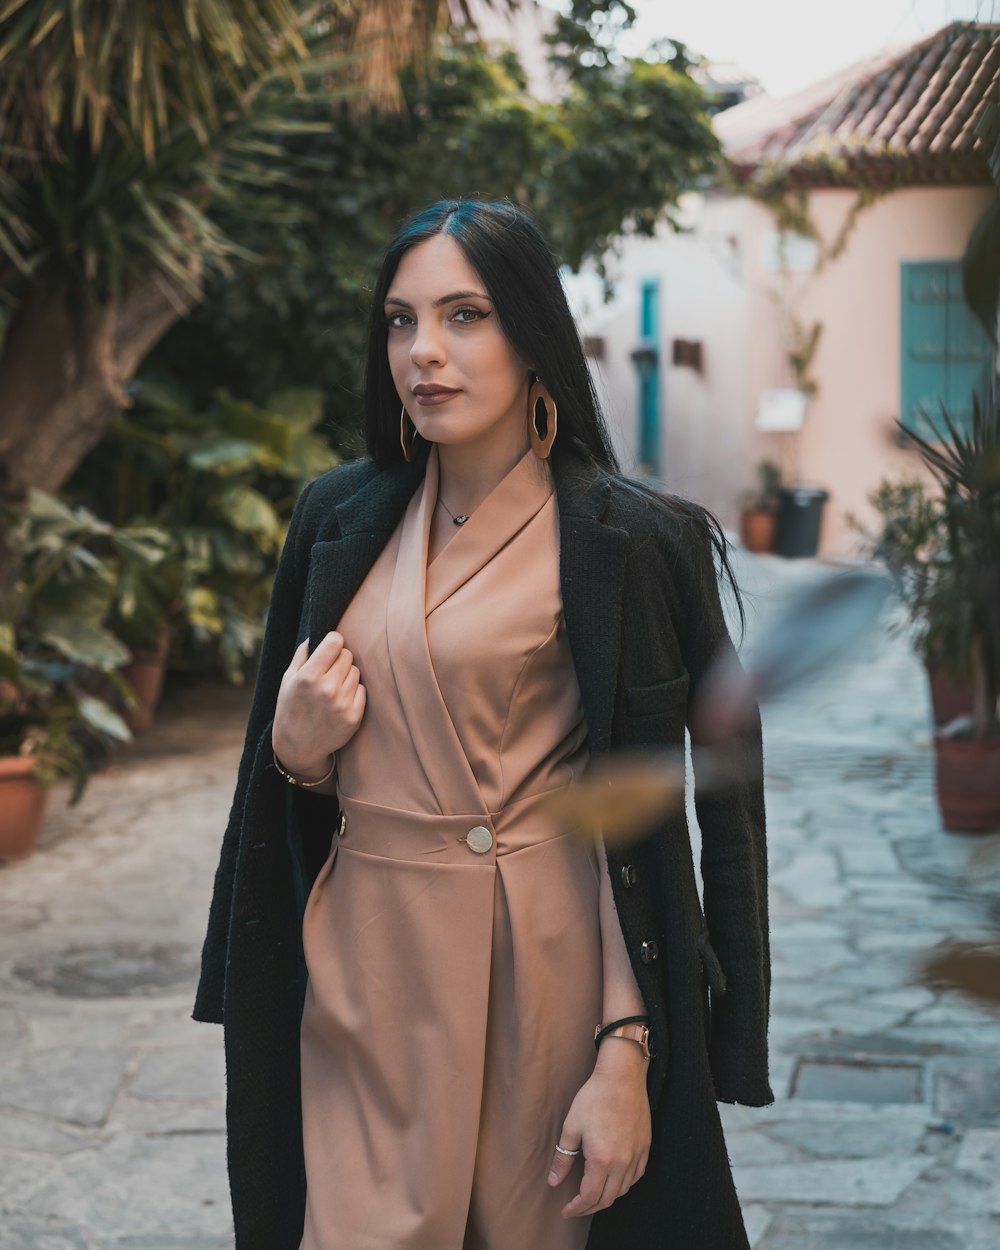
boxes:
[0,1,452,306]
[900,388,1000,737]
[152,30,721,423]
[847,479,949,658]
[850,386,1000,738]
[786,317,823,398]
[738,459,782,513]
[65,372,337,683]
[0,491,159,797]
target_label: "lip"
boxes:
[413,384,461,406]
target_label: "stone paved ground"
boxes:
[1,549,998,1249]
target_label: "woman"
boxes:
[192,199,772,1250]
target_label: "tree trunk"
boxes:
[0,269,199,501]
[0,268,200,585]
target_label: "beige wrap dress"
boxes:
[299,442,604,1250]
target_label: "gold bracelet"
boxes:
[272,748,336,788]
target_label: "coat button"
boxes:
[621,864,637,889]
[466,825,494,854]
[640,940,659,964]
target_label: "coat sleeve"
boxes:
[190,478,317,1025]
[671,514,773,1107]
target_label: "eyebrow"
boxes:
[384,290,492,310]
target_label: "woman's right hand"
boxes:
[271,631,366,778]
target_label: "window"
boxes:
[900,260,993,440]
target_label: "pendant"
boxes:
[454,515,470,525]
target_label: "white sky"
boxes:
[619,0,997,97]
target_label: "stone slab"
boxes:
[3,1130,233,1240]
[792,1060,922,1105]
[0,1047,130,1127]
[732,1157,928,1205]
[127,1047,225,1103]
[758,1213,965,1250]
[764,1114,930,1159]
[933,1067,1000,1126]
[743,1205,774,1248]
[0,1108,94,1156]
[0,1221,91,1250]
[955,1128,1000,1215]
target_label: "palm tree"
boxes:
[0,0,488,514]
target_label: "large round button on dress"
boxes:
[466,825,494,854]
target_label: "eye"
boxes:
[385,311,413,329]
[452,307,488,324]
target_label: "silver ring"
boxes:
[554,1144,580,1157]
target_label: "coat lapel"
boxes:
[303,444,627,757]
[550,454,628,756]
[303,448,429,651]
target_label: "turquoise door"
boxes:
[637,278,661,474]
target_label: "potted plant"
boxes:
[738,459,782,553]
[0,492,164,858]
[847,480,974,726]
[901,387,999,833]
[0,655,133,860]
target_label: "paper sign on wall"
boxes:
[755,388,809,432]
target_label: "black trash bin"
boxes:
[775,486,828,558]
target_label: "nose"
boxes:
[410,319,446,369]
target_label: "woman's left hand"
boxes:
[547,1042,652,1217]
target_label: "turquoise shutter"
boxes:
[901,260,992,439]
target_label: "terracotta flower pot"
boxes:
[121,628,172,734]
[739,510,777,554]
[924,662,975,727]
[933,734,1000,834]
[0,755,47,861]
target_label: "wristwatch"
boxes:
[594,1020,653,1061]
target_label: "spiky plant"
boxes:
[898,382,1000,740]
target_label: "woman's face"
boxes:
[384,234,531,451]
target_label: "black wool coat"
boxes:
[192,440,773,1250]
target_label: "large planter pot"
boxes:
[121,628,172,734]
[0,755,47,861]
[924,662,976,727]
[933,734,1000,833]
[775,486,829,558]
[739,510,777,553]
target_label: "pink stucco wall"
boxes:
[768,185,992,554]
[583,184,993,555]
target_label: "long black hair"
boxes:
[362,198,744,635]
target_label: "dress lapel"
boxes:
[426,445,554,615]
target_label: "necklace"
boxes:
[437,496,471,526]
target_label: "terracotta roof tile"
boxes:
[718,21,999,187]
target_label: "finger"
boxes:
[589,1165,627,1214]
[620,1159,640,1195]
[561,1160,608,1217]
[288,639,310,671]
[352,684,366,717]
[341,664,361,694]
[327,647,356,686]
[301,631,345,672]
[598,1166,628,1211]
[547,1142,580,1188]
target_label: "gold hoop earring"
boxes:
[400,406,419,463]
[527,380,557,460]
